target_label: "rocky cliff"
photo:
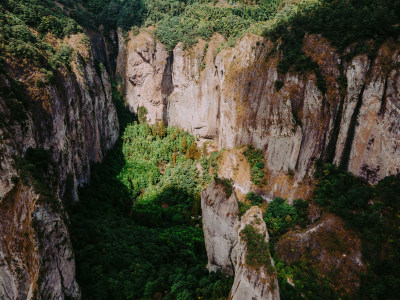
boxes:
[201,181,239,276]
[122,30,400,200]
[202,181,280,299]
[0,31,119,299]
[275,213,365,296]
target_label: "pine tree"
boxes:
[158,120,166,138]
[186,142,199,160]
[182,136,188,153]
[202,143,207,157]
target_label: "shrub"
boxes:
[241,224,272,270]
[264,197,297,236]
[238,201,251,218]
[275,80,284,91]
[137,106,148,123]
[245,191,263,206]
[243,145,265,185]
[214,177,234,198]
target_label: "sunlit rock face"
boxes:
[123,32,400,200]
[0,32,119,299]
[201,181,239,276]
[201,182,280,299]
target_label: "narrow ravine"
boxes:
[69,87,233,299]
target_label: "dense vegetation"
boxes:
[154,0,279,50]
[69,88,232,299]
[263,197,298,236]
[241,224,273,273]
[260,164,400,300]
[314,164,400,300]
[263,195,338,299]
[243,145,265,185]
[1,0,80,63]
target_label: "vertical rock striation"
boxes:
[123,32,400,199]
[201,181,239,275]
[201,182,280,299]
[0,32,119,299]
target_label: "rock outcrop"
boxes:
[0,32,119,299]
[201,181,239,275]
[201,182,279,299]
[124,31,169,123]
[230,206,280,300]
[122,31,400,200]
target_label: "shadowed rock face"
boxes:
[275,214,365,296]
[201,182,280,299]
[0,32,119,299]
[122,31,400,200]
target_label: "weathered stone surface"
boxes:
[123,32,400,198]
[230,206,280,300]
[0,32,119,299]
[0,184,80,300]
[125,31,169,123]
[201,181,239,275]
[201,182,280,299]
[217,148,252,201]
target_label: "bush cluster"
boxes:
[241,224,272,270]
[263,197,298,236]
[314,163,400,299]
[243,145,265,186]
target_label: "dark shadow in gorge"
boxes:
[68,84,233,299]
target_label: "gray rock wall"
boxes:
[0,32,119,299]
[201,182,280,299]
[123,31,400,200]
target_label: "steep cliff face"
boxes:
[201,181,279,299]
[201,181,239,276]
[122,31,400,200]
[0,32,119,299]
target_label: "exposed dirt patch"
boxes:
[261,170,314,203]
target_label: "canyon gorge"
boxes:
[1,0,400,298]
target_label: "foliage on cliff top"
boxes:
[243,145,265,186]
[263,0,400,77]
[241,224,273,270]
[154,0,280,50]
[0,0,81,61]
[214,177,234,198]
